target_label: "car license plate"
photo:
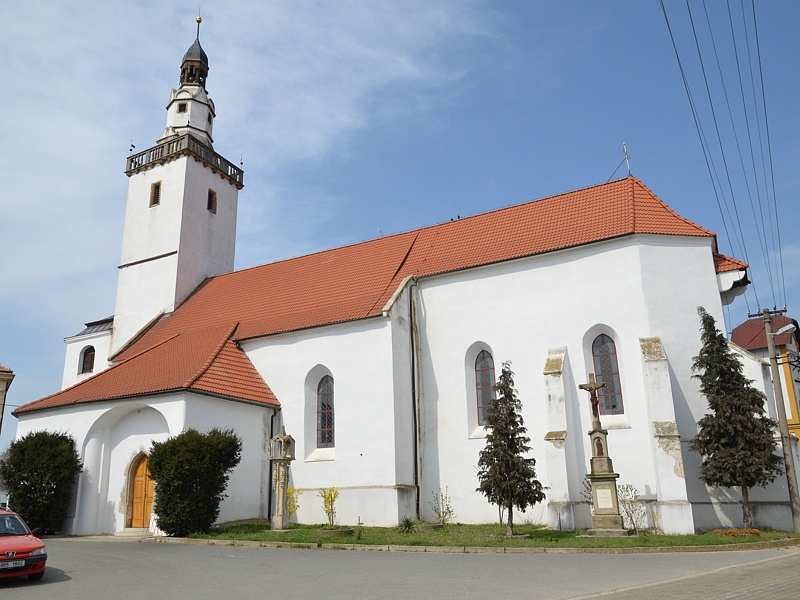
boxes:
[0,560,25,569]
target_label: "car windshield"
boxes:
[0,514,31,536]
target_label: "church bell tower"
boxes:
[111,18,244,354]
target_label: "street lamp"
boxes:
[763,309,800,533]
[0,368,15,443]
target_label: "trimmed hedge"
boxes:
[148,428,242,536]
[0,430,82,533]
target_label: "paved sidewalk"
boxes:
[573,547,800,599]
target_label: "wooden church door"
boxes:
[130,455,154,528]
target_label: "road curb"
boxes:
[49,534,800,554]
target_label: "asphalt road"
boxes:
[1,539,799,599]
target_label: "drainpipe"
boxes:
[409,280,421,519]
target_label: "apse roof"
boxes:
[714,253,748,273]
[15,176,741,415]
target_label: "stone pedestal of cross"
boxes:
[269,426,296,531]
[579,374,627,536]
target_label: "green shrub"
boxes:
[148,428,242,536]
[399,516,416,533]
[318,487,339,527]
[0,430,82,533]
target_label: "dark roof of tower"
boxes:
[182,38,208,67]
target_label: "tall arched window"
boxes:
[592,334,624,415]
[80,346,96,374]
[475,350,496,426]
[317,375,335,448]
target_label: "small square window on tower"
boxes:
[177,102,188,113]
[207,189,217,214]
[150,181,161,207]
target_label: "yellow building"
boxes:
[731,316,800,443]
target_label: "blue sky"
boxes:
[1,1,798,450]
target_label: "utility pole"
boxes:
[761,308,800,533]
[0,366,14,442]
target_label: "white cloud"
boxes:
[0,0,499,434]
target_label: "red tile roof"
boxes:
[121,176,723,346]
[16,176,736,415]
[16,324,278,414]
[714,253,748,273]
[731,315,798,351]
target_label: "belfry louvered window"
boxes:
[149,181,161,207]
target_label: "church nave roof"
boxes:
[16,176,743,415]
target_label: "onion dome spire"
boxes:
[180,15,209,88]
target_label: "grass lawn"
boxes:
[190,522,799,549]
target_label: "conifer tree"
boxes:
[690,307,782,528]
[476,361,545,537]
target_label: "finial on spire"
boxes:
[196,11,202,40]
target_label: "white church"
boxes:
[13,31,795,536]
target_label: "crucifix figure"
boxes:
[580,374,626,534]
[579,373,606,431]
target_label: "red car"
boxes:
[0,509,46,581]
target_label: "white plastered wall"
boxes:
[182,395,276,524]
[413,235,721,531]
[14,392,274,535]
[242,314,414,527]
[15,398,184,534]
[62,329,113,390]
[112,156,237,354]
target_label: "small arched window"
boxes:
[475,350,496,426]
[317,375,335,448]
[80,346,95,374]
[592,334,624,415]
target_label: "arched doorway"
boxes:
[130,454,154,528]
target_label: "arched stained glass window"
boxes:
[80,346,95,375]
[475,350,496,426]
[592,334,624,415]
[317,375,335,448]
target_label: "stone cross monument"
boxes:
[579,374,626,535]
[269,426,296,531]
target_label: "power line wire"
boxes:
[702,0,777,303]
[750,0,787,308]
